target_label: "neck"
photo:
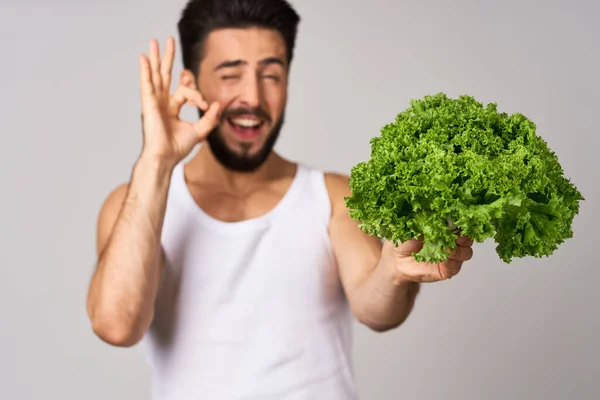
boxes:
[186,144,292,191]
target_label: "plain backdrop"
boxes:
[1,0,599,399]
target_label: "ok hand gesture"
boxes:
[139,37,220,165]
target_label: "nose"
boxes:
[238,73,261,108]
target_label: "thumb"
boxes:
[194,101,221,139]
[390,237,424,257]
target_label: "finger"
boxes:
[149,39,162,92]
[448,245,473,262]
[169,86,208,116]
[139,54,155,107]
[438,259,462,280]
[457,235,474,246]
[160,37,175,94]
[392,237,424,257]
[194,102,221,139]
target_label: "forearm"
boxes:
[353,258,421,332]
[88,157,173,345]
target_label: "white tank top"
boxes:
[141,162,357,399]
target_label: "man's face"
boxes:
[195,27,289,172]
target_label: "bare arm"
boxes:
[86,37,220,346]
[327,173,421,332]
[86,158,174,346]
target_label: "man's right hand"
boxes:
[139,37,220,165]
[87,37,219,347]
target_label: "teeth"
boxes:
[232,118,261,128]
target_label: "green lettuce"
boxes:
[345,93,584,263]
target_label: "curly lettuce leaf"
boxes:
[345,93,584,263]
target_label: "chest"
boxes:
[162,206,341,315]
[156,214,344,342]
[187,180,293,223]
[164,218,340,302]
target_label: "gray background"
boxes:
[1,0,599,399]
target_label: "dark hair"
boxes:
[177,0,301,75]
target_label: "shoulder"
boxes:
[96,183,129,256]
[323,172,351,216]
[98,183,129,219]
[324,172,351,195]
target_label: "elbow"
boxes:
[367,322,401,333]
[352,301,414,333]
[357,315,402,333]
[353,308,403,333]
[94,327,141,348]
[89,311,145,347]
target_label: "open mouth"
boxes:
[227,116,265,141]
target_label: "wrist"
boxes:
[128,155,176,203]
[360,258,420,321]
[377,257,417,295]
[134,154,177,179]
[392,269,418,289]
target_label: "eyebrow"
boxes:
[214,57,285,71]
[259,57,285,67]
[214,59,245,71]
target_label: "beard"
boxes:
[200,106,285,173]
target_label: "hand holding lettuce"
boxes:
[345,93,584,264]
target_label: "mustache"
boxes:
[221,107,271,122]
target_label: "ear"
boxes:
[179,69,197,89]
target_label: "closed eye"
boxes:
[221,75,241,80]
[263,75,281,82]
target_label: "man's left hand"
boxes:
[386,235,474,284]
